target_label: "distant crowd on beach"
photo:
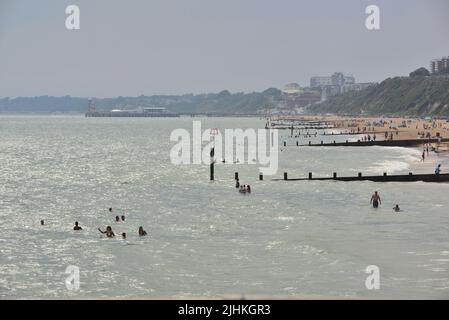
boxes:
[40,207,148,240]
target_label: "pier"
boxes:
[273,172,449,183]
[85,111,263,118]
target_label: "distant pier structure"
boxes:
[86,106,180,117]
[87,99,96,114]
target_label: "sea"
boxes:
[1,115,449,299]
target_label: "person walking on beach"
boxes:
[98,226,115,238]
[422,151,425,162]
[370,191,381,208]
[435,164,441,175]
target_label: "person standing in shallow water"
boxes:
[370,191,381,208]
[98,226,115,238]
[73,221,82,231]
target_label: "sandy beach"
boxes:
[271,115,449,175]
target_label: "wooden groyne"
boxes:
[321,131,403,136]
[269,126,335,130]
[297,138,449,147]
[272,172,449,183]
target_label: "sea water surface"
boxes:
[1,116,449,299]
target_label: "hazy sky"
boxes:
[1,0,448,97]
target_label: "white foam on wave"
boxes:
[365,147,422,174]
[365,160,410,174]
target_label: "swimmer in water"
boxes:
[109,208,112,213]
[370,191,381,208]
[115,216,120,222]
[138,226,147,236]
[73,221,82,231]
[40,220,45,226]
[122,232,126,239]
[98,226,115,238]
[121,215,125,222]
[393,204,401,212]
[246,185,251,193]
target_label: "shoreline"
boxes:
[288,115,449,174]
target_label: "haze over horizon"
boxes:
[1,0,449,98]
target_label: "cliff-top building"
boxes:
[310,72,363,99]
[430,56,449,74]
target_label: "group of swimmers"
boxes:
[235,179,251,194]
[370,191,402,212]
[40,207,148,240]
[97,225,147,239]
[96,208,148,239]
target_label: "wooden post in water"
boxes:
[284,172,288,180]
[358,172,362,178]
[383,172,387,177]
[283,141,286,147]
[309,141,311,146]
[333,172,337,179]
[296,141,299,146]
[309,172,312,180]
[259,173,263,181]
[235,172,239,180]
[210,162,214,181]
[210,147,215,181]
